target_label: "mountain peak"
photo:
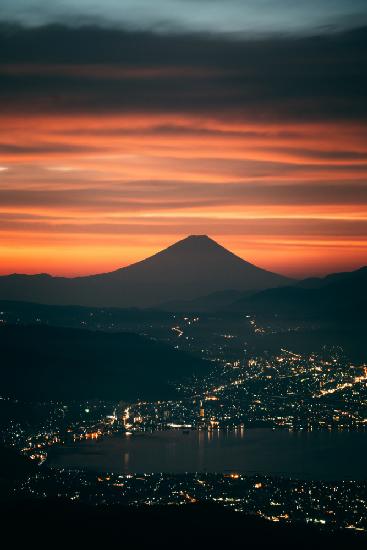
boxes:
[186,234,210,240]
[0,234,293,307]
[166,234,223,252]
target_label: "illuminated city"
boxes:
[0,0,366,545]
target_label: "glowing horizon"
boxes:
[0,22,366,279]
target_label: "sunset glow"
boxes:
[0,20,366,278]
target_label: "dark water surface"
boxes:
[47,429,367,480]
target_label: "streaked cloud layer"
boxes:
[1,0,367,34]
[0,20,366,277]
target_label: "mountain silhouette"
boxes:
[227,265,367,319]
[0,324,209,400]
[0,235,292,307]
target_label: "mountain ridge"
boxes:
[225,264,367,319]
[0,235,292,308]
[0,324,209,400]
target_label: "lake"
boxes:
[47,428,367,480]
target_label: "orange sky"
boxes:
[0,112,366,278]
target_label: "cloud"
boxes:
[0,143,99,155]
[0,1,366,35]
[0,22,366,277]
[0,25,366,121]
[0,182,365,211]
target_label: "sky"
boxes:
[0,1,366,278]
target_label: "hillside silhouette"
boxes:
[0,324,209,400]
[0,235,292,308]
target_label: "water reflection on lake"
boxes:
[47,428,367,480]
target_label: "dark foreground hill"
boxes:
[0,324,209,401]
[0,449,365,549]
[1,499,365,549]
[0,235,292,308]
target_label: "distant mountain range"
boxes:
[227,265,367,319]
[0,235,292,308]
[156,265,367,316]
[0,234,364,319]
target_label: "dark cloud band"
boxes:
[0,24,366,121]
